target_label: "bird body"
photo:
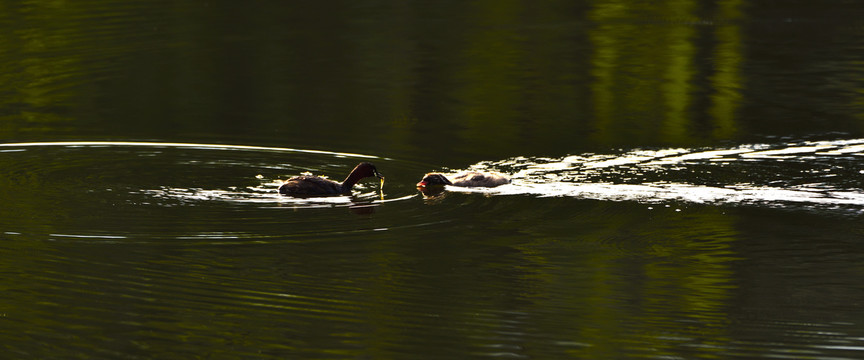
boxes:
[279,162,383,197]
[416,171,509,188]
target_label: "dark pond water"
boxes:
[4,1,864,359]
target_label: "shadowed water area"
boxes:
[4,1,864,359]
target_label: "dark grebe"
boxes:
[279,162,383,197]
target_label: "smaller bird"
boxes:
[279,162,383,197]
[416,171,510,188]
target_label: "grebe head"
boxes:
[353,162,384,179]
[416,173,451,187]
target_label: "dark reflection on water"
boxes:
[3,1,864,163]
[4,0,864,359]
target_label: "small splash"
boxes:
[139,177,412,208]
[139,183,387,208]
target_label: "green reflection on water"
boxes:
[578,208,738,358]
[587,1,626,146]
[458,0,524,156]
[589,0,745,146]
[2,0,862,156]
[660,0,697,143]
[710,0,744,139]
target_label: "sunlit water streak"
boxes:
[1,138,863,246]
[4,139,864,213]
[138,184,414,207]
[0,141,384,159]
[461,138,864,212]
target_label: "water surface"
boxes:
[4,1,864,359]
[2,140,864,359]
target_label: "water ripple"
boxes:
[0,141,424,244]
[3,138,864,247]
[465,138,864,212]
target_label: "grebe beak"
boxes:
[416,181,427,187]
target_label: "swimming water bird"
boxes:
[279,162,383,197]
[416,171,510,188]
